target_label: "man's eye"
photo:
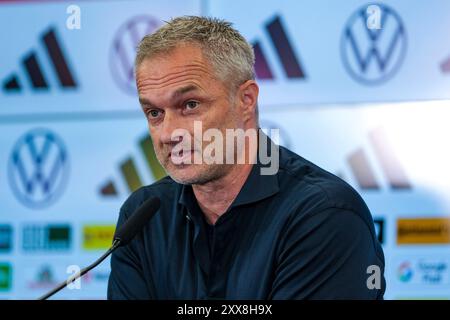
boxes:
[147,109,161,118]
[185,101,199,110]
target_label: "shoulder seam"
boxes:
[278,165,332,204]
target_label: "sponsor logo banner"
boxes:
[0,226,13,253]
[0,263,12,291]
[396,258,450,285]
[83,225,115,250]
[397,218,450,245]
[22,224,72,252]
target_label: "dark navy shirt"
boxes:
[107,141,385,299]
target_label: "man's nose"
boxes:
[159,111,185,145]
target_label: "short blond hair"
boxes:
[135,16,255,91]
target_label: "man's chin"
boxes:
[166,164,217,185]
[166,166,203,185]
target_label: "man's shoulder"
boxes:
[119,176,179,217]
[277,146,372,220]
[277,146,381,257]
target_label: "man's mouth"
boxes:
[169,149,195,164]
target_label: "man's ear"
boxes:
[237,80,259,123]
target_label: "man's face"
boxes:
[136,44,244,185]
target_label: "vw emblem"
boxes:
[341,3,407,85]
[110,15,161,95]
[8,128,69,209]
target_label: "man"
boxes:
[107,16,385,299]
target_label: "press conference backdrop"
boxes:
[1,0,450,299]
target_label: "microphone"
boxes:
[38,196,161,300]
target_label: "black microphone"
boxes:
[38,196,161,300]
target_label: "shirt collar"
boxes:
[178,131,279,213]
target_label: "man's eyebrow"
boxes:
[172,85,199,99]
[139,97,154,107]
[139,85,200,107]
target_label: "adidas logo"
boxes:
[2,26,77,93]
[340,127,411,190]
[252,15,306,80]
[99,134,166,197]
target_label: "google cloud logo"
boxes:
[398,261,413,282]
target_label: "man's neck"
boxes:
[192,162,253,226]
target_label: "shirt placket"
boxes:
[206,212,237,299]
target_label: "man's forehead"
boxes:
[135,55,215,93]
[137,44,210,76]
[138,84,201,106]
[135,45,223,98]
[137,61,211,80]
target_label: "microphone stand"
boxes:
[38,239,121,300]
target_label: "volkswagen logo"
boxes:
[109,15,161,95]
[341,3,407,85]
[8,128,69,209]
